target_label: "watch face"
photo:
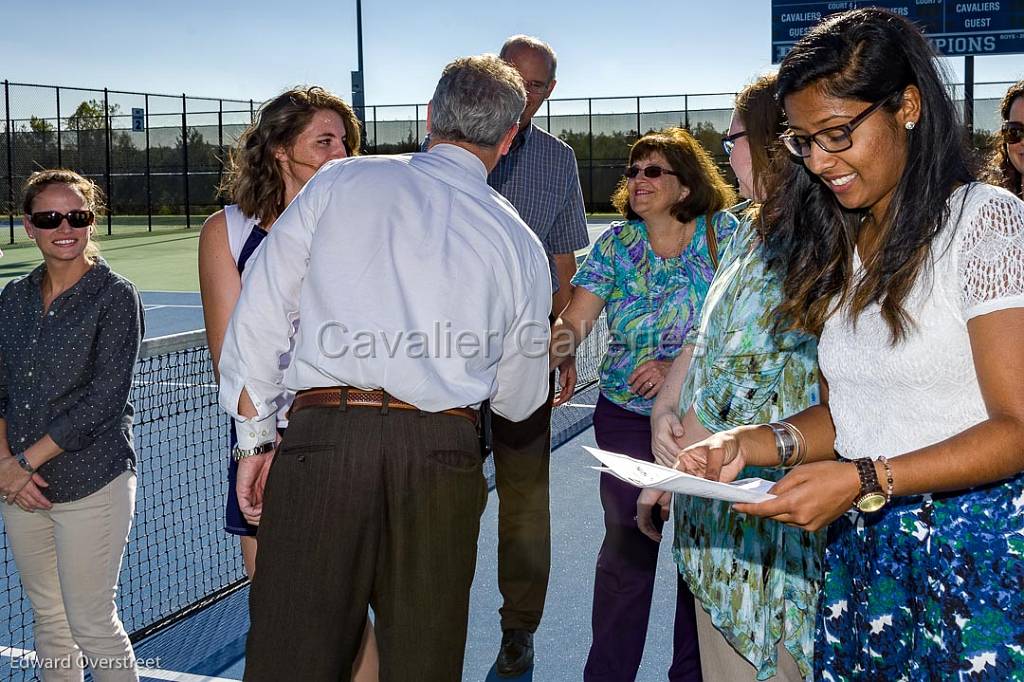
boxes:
[857,492,887,513]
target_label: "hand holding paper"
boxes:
[584,446,776,504]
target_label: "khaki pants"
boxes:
[491,375,555,633]
[696,604,808,682]
[2,471,138,682]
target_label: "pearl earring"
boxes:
[905,121,916,130]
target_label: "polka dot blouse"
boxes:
[0,258,144,503]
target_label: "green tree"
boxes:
[17,116,58,167]
[67,99,121,131]
[28,116,55,135]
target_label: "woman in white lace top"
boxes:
[675,9,1024,680]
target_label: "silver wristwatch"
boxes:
[231,442,275,462]
[14,451,35,474]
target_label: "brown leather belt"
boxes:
[290,387,478,427]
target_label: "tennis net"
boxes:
[1,319,607,678]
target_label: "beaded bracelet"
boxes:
[878,456,894,501]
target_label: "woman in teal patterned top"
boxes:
[637,77,824,681]
[552,127,738,681]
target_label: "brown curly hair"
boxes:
[611,127,735,223]
[220,86,361,225]
[983,80,1024,197]
[23,168,104,263]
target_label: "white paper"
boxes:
[583,446,776,504]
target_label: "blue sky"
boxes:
[5,0,1023,106]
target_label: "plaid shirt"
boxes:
[488,123,589,292]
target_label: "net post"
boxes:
[4,79,13,245]
[104,87,112,235]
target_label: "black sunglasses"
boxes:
[780,95,894,158]
[625,164,679,179]
[722,130,749,157]
[1002,121,1024,145]
[29,210,95,230]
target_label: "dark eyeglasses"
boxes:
[722,131,749,157]
[1003,121,1024,145]
[29,210,95,229]
[625,165,679,179]
[780,95,894,158]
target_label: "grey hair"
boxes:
[499,35,557,80]
[429,54,526,148]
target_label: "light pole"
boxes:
[351,0,367,150]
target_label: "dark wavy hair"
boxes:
[611,127,735,223]
[762,8,974,342]
[219,86,361,225]
[983,80,1024,197]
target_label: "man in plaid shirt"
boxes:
[488,34,589,678]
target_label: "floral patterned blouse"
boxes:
[671,214,824,680]
[572,213,739,415]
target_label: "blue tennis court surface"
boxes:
[142,291,204,338]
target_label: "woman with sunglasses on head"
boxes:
[677,9,1024,680]
[636,75,824,681]
[198,85,378,680]
[551,127,738,681]
[984,80,1024,199]
[0,169,144,680]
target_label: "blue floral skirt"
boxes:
[815,474,1024,681]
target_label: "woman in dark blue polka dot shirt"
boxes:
[0,169,143,681]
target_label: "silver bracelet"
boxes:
[767,422,796,468]
[779,421,807,467]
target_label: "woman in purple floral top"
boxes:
[551,127,738,681]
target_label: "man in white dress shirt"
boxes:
[217,55,552,681]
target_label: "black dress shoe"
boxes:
[495,629,534,678]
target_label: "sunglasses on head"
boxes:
[625,164,678,179]
[29,210,95,230]
[1003,122,1024,145]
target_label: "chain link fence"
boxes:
[2,79,1015,244]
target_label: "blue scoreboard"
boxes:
[771,0,1024,61]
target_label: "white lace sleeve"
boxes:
[958,187,1024,319]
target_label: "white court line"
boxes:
[138,667,240,682]
[566,403,597,409]
[142,290,202,295]
[144,304,203,309]
[0,647,239,682]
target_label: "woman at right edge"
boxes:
[677,9,1024,680]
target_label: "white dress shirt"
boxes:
[219,143,553,448]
